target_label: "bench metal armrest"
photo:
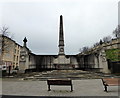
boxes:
[102,78,108,86]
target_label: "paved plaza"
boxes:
[1,70,120,97]
[1,79,119,96]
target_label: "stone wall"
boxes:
[29,53,36,69]
[78,38,120,73]
[34,55,79,71]
[35,55,56,71]
[18,38,119,73]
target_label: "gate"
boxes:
[107,60,120,73]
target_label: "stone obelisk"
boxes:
[59,15,65,55]
[53,15,70,69]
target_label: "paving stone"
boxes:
[2,79,119,96]
[2,70,120,96]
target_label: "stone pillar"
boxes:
[19,37,29,73]
[59,15,65,55]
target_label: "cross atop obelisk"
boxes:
[59,15,65,55]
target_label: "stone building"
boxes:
[0,35,22,72]
[0,35,36,73]
[0,34,3,66]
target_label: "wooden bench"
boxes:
[102,78,120,92]
[47,79,73,92]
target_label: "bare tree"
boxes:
[0,26,11,37]
[93,42,99,47]
[1,26,9,51]
[0,26,13,65]
[103,36,111,43]
[113,25,120,38]
[81,46,89,52]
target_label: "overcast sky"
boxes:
[0,0,119,55]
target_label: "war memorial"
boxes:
[1,15,120,98]
[0,1,120,97]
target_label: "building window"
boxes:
[17,56,18,61]
[14,55,16,60]
[15,49,16,53]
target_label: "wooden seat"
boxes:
[47,79,73,92]
[102,78,120,92]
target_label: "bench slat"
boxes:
[108,84,119,86]
[102,78,120,92]
[103,78,120,86]
[47,80,72,85]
